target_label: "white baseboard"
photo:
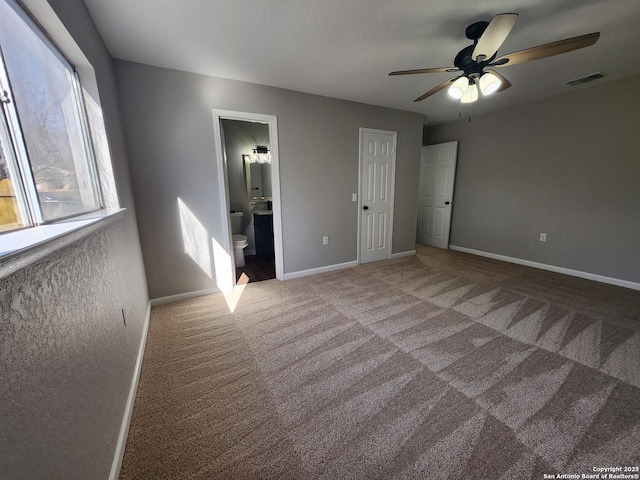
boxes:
[245,249,256,256]
[391,250,416,258]
[449,245,640,291]
[150,288,219,307]
[283,260,359,280]
[109,301,151,480]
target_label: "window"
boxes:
[0,114,29,232]
[0,0,101,234]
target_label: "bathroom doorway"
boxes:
[212,109,283,290]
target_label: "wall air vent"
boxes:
[564,72,605,86]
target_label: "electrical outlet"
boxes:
[539,233,547,242]
[352,193,357,202]
[121,306,127,326]
[322,236,329,245]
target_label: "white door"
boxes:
[417,141,458,249]
[360,128,397,263]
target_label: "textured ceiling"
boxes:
[83,0,640,125]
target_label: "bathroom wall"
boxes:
[221,119,270,254]
[115,60,423,299]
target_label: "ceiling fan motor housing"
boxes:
[454,44,495,79]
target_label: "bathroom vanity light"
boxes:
[250,146,271,164]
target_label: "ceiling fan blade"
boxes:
[472,13,519,61]
[389,67,459,76]
[485,69,511,92]
[493,32,600,67]
[414,77,460,102]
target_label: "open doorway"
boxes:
[222,119,275,283]
[212,110,283,290]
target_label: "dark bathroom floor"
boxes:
[235,255,276,283]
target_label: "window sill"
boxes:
[0,208,125,279]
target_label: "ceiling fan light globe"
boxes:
[461,83,478,103]
[448,77,469,99]
[480,72,501,95]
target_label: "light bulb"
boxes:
[448,77,469,100]
[479,72,501,95]
[461,82,478,103]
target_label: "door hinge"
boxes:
[0,90,10,104]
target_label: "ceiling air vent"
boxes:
[564,72,605,86]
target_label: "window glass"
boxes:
[0,133,28,232]
[0,0,100,222]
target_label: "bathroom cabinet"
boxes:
[253,213,274,256]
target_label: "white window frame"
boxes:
[0,0,103,234]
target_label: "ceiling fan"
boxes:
[389,13,600,103]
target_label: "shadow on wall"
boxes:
[178,197,212,279]
[178,196,246,312]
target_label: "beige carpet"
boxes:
[120,245,640,479]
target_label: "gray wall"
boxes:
[222,119,270,253]
[424,74,640,283]
[114,60,423,299]
[0,0,148,478]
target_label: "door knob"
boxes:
[363,205,369,210]
[445,201,450,205]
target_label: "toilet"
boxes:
[230,211,248,267]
